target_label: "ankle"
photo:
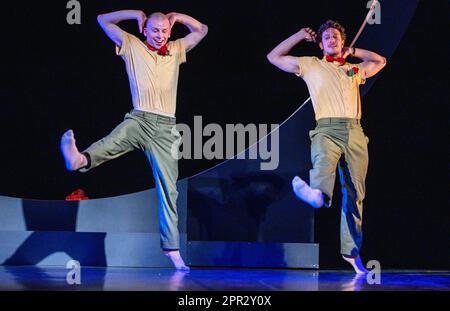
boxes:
[309,189,324,208]
[163,249,179,255]
[80,152,90,168]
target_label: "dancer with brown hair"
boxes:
[267,20,386,273]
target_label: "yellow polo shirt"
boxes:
[116,32,186,117]
[296,56,366,120]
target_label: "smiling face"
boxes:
[319,28,345,57]
[143,14,171,49]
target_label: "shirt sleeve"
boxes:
[115,31,136,57]
[295,56,314,78]
[171,39,187,64]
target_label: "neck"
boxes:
[146,41,165,49]
[325,52,341,57]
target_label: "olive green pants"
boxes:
[309,118,369,256]
[80,109,181,250]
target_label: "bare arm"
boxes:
[166,13,208,52]
[97,10,147,47]
[345,47,386,78]
[267,28,317,74]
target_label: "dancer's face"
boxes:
[144,16,171,48]
[319,28,345,57]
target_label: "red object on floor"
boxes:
[65,189,89,201]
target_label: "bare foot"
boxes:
[168,270,189,290]
[341,273,366,291]
[60,130,87,171]
[164,250,190,271]
[342,255,368,274]
[292,176,324,208]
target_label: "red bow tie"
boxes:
[325,55,346,65]
[145,41,169,56]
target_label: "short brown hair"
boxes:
[317,20,346,43]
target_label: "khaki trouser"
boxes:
[309,118,369,256]
[80,109,181,250]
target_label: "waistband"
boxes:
[316,118,361,126]
[130,109,176,124]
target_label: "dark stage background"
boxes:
[0,0,448,270]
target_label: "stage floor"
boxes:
[0,266,448,291]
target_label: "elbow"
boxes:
[376,57,387,72]
[267,53,276,64]
[97,14,105,25]
[200,24,208,37]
